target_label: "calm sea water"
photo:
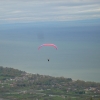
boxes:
[0,23,100,82]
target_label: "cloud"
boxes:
[0,0,100,23]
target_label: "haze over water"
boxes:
[0,21,100,82]
[0,0,100,82]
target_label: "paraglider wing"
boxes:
[38,44,57,50]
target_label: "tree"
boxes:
[90,97,93,100]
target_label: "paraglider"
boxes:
[38,44,57,50]
[38,43,57,62]
[47,59,49,62]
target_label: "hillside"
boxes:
[0,66,100,100]
[0,66,26,80]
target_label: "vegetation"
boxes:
[0,66,25,80]
[0,66,100,100]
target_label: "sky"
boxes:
[0,0,100,82]
[0,0,100,23]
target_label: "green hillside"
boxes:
[0,66,25,80]
[0,66,100,100]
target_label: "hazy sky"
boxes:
[0,0,100,23]
[0,0,100,82]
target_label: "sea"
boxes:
[0,21,100,82]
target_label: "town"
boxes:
[0,66,100,100]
